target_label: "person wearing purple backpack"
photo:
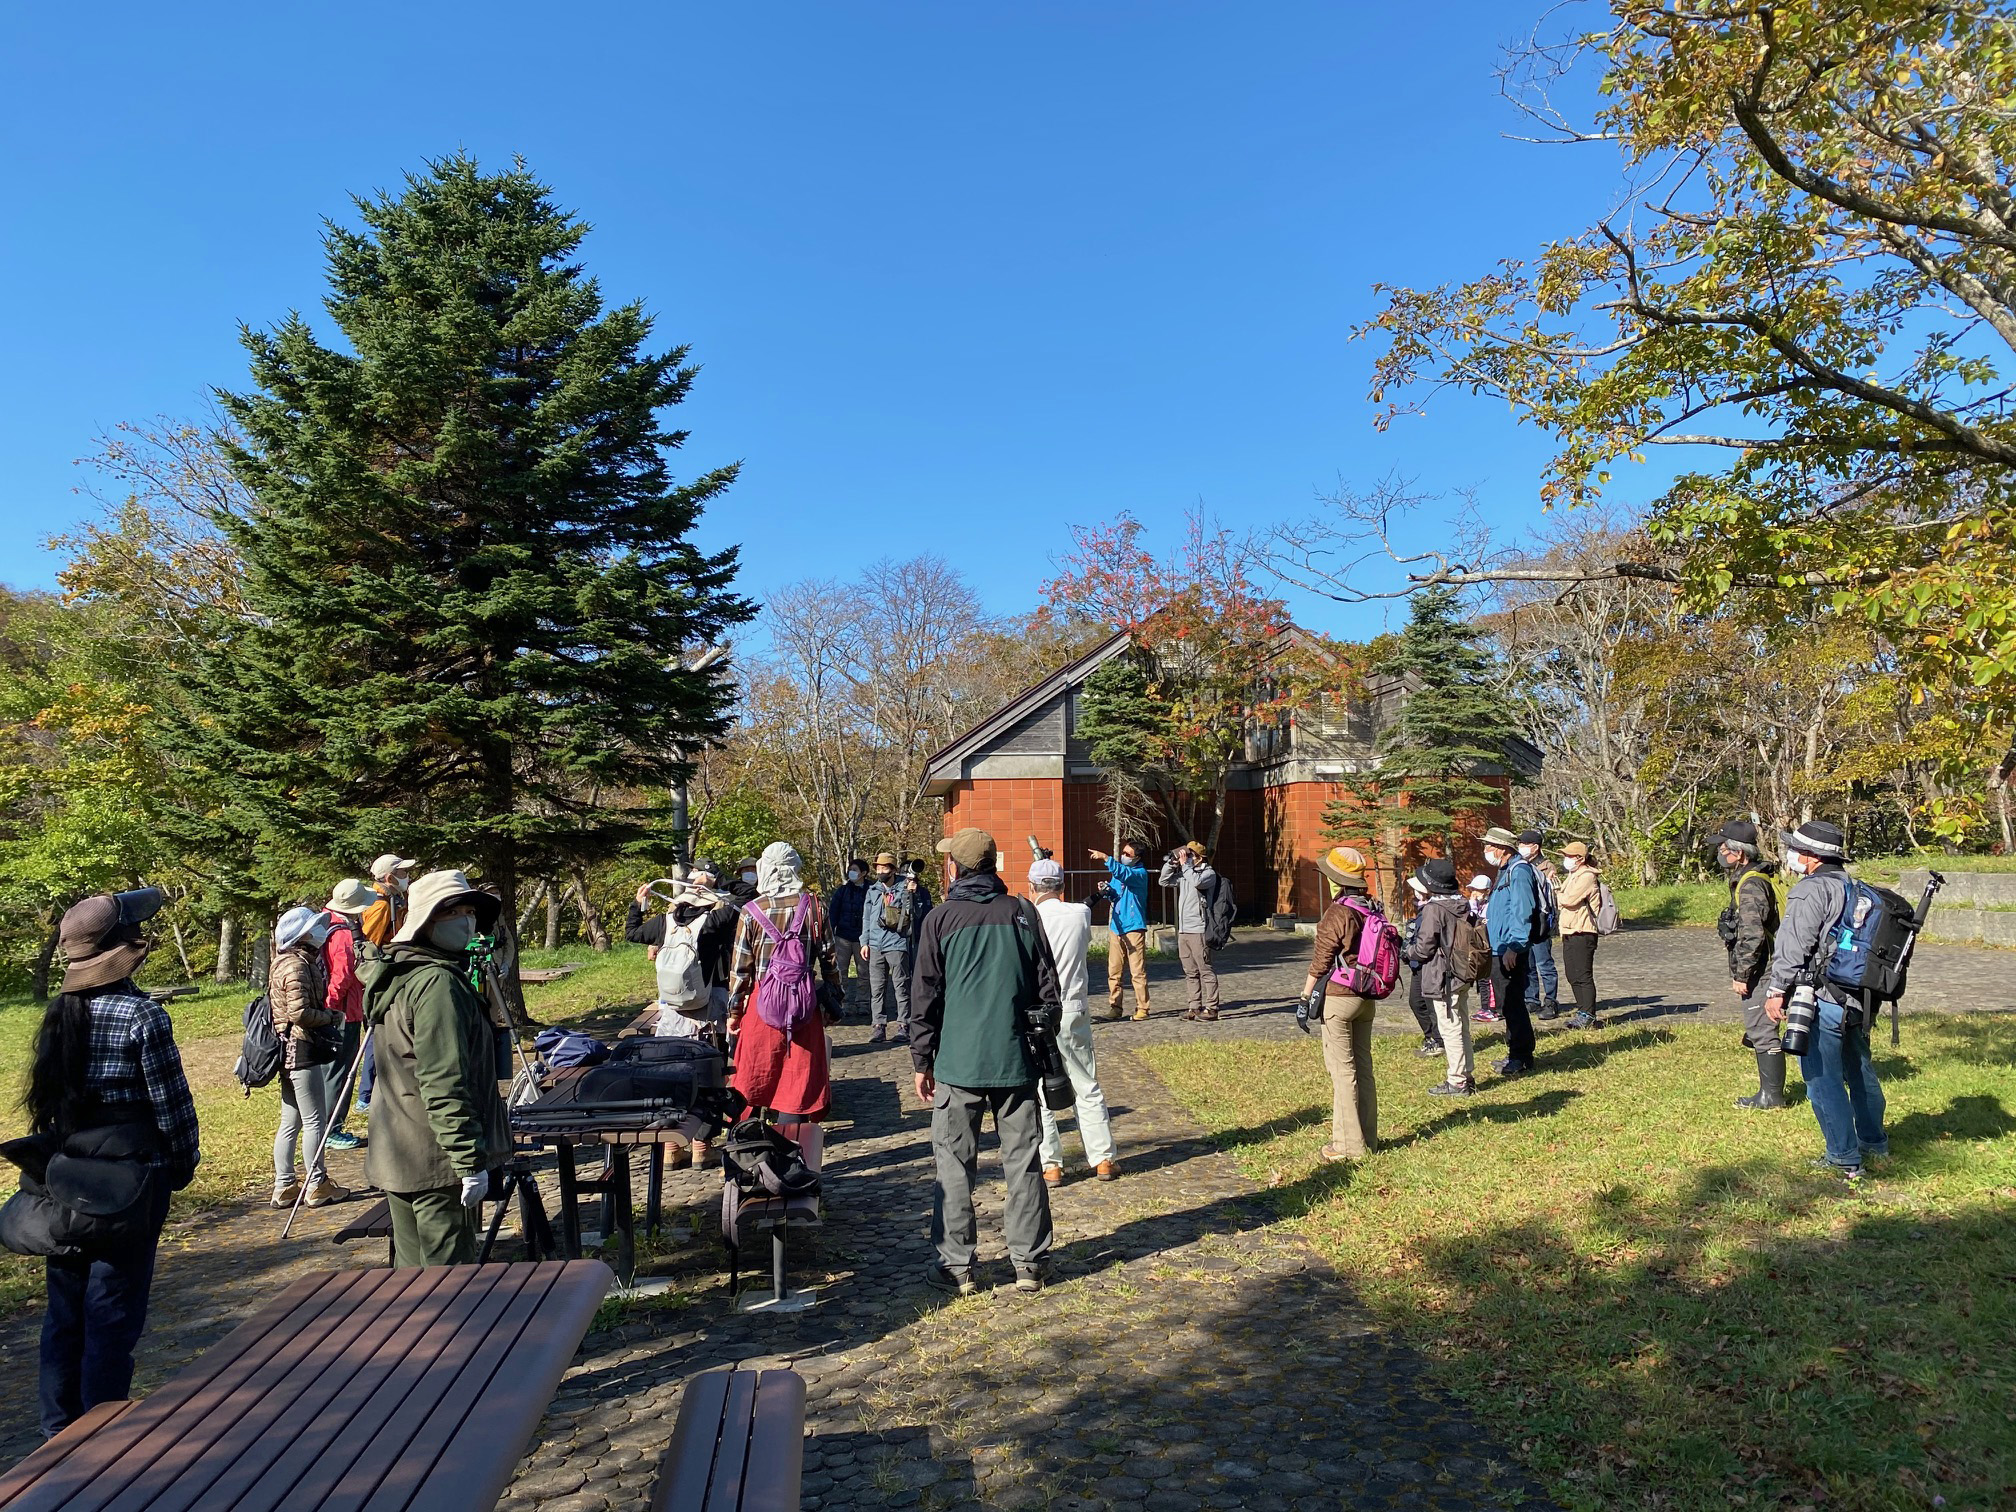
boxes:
[727,842,843,1128]
[1300,846,1382,1163]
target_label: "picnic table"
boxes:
[0,1260,612,1512]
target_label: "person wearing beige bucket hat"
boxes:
[1301,847,1381,1162]
[358,870,510,1266]
[18,888,200,1437]
[319,879,378,1151]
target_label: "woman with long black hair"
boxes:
[16,889,199,1437]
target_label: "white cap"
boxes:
[1467,874,1493,891]
[1027,858,1065,888]
[371,853,418,882]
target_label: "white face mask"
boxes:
[1785,855,1809,876]
[1562,857,1580,871]
[429,914,479,953]
[1518,844,1538,860]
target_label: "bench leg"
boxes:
[646,1144,664,1238]
[736,1220,816,1313]
[612,1146,635,1284]
[556,1143,583,1260]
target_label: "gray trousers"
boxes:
[867,947,911,1030]
[275,1066,331,1186]
[834,938,863,1006]
[1741,988,1783,1055]
[930,1082,1053,1270]
[1177,933,1220,1014]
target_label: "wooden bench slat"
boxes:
[650,1372,731,1512]
[740,1371,808,1512]
[0,1401,132,1509]
[403,1262,615,1512]
[137,1264,453,1512]
[702,1372,759,1512]
[0,1267,379,1512]
[331,1197,395,1244]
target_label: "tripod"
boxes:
[477,1155,560,1263]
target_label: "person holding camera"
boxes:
[860,852,920,1043]
[1027,858,1117,1185]
[360,871,512,1267]
[1089,842,1152,1021]
[1713,819,1785,1111]
[1760,821,1887,1181]
[1159,841,1224,1022]
[912,827,1062,1295]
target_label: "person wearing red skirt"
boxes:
[726,842,843,1123]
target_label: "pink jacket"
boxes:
[323,913,364,1024]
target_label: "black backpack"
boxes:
[232,994,283,1095]
[1204,874,1237,951]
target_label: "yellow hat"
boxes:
[1315,846,1368,893]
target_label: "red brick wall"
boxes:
[1262,778,1515,919]
[940,778,1065,890]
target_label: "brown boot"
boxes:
[271,1180,301,1210]
[1095,1161,1118,1182]
[1042,1165,1064,1187]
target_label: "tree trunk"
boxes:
[514,879,549,942]
[215,914,241,983]
[545,885,561,951]
[31,922,59,1003]
[249,932,271,992]
[568,871,611,952]
[168,918,195,980]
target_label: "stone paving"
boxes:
[0,925,2006,1506]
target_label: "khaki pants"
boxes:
[1177,933,1219,1015]
[1105,929,1150,1015]
[1430,997,1474,1088]
[1320,991,1378,1156]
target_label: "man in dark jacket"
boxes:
[360,870,512,1266]
[1714,820,1785,1110]
[828,858,871,1015]
[911,827,1062,1295]
[1406,859,1475,1096]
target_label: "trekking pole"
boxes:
[280,1026,372,1241]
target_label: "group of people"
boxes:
[1089,839,1230,1022]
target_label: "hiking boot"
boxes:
[1535,1005,1563,1022]
[1182,1007,1202,1022]
[1566,1011,1599,1030]
[1094,1007,1124,1022]
[1414,1038,1443,1057]
[1131,1007,1151,1022]
[694,1141,720,1169]
[1042,1165,1064,1187]
[304,1179,350,1207]
[1492,1057,1533,1077]
[271,1181,302,1209]
[867,1026,887,1043]
[1095,1160,1118,1181]
[323,1129,362,1151]
[926,1264,978,1297]
[1013,1263,1046,1294]
[1427,1080,1475,1097]
[1735,1051,1787,1110]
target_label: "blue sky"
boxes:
[0,2,1628,640]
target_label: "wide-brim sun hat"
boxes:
[393,869,502,944]
[58,887,166,994]
[325,878,378,915]
[1481,826,1521,850]
[1315,846,1368,892]
[276,905,330,952]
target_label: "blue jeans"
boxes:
[40,1234,161,1437]
[1800,998,1888,1169]
[1524,937,1559,1008]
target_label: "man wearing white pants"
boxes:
[1405,859,1477,1097]
[1028,859,1118,1183]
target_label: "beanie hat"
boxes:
[1782,820,1847,863]
[1316,846,1368,893]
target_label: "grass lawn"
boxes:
[1139,1017,2016,1512]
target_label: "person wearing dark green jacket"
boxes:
[910,827,1062,1296]
[360,870,511,1267]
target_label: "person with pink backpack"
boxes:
[1298,846,1399,1163]
[726,843,843,1130]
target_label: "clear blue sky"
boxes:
[0,1,1627,640]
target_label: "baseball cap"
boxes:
[1027,857,1065,888]
[936,827,997,871]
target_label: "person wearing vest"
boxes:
[18,888,199,1438]
[1302,847,1381,1162]
[269,906,348,1210]
[727,843,842,1125]
[860,852,919,1043]
[1762,821,1886,1181]
[1483,826,1544,1077]
[319,878,375,1151]
[1714,819,1786,1111]
[911,827,1063,1295]
[359,870,511,1266]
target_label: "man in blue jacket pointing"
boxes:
[1482,825,1543,1078]
[1089,842,1153,1022]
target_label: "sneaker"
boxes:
[1414,1039,1443,1058]
[1427,1080,1474,1097]
[926,1264,978,1297]
[1473,1008,1503,1024]
[304,1178,351,1207]
[867,1026,887,1044]
[1013,1264,1046,1294]
[271,1182,302,1209]
[1567,1011,1599,1030]
[893,1029,910,1044]
[1492,1057,1533,1077]
[352,1099,370,1117]
[1042,1165,1064,1187]
[1094,1160,1118,1182]
[1809,1157,1864,1184]
[323,1129,362,1151]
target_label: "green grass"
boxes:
[1140,1019,2016,1512]
[1610,881,1725,927]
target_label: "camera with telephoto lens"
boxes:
[1780,978,1820,1057]
[1020,999,1075,1110]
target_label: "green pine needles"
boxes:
[174,155,754,911]
[1328,587,1524,854]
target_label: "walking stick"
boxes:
[280,1026,371,1241]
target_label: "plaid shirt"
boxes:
[82,990,201,1179]
[727,893,841,1010]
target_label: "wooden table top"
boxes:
[0,1259,612,1512]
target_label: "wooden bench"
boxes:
[651,1369,805,1512]
[330,1195,395,1265]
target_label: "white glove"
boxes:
[459,1173,488,1209]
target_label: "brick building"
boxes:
[920,629,1540,924]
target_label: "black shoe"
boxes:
[1535,1006,1563,1022]
[1493,1057,1533,1077]
[1567,1011,1598,1030]
[1427,1080,1475,1097]
[867,1026,887,1043]
[1414,1038,1444,1057]
[926,1264,978,1296]
[1013,1263,1046,1294]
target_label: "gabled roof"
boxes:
[919,627,1132,796]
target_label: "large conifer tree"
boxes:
[1326,587,1523,854]
[178,156,753,924]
